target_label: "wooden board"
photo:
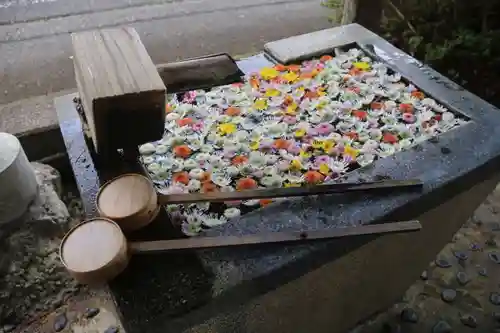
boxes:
[71,27,166,154]
[129,220,422,253]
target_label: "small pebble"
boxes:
[456,271,470,285]
[84,307,100,319]
[460,314,477,328]
[104,326,119,333]
[2,325,15,333]
[471,243,481,251]
[435,258,452,268]
[420,270,428,280]
[490,292,500,306]
[53,313,67,332]
[432,320,452,333]
[441,289,457,303]
[453,251,468,261]
[400,308,418,323]
[478,267,488,276]
[489,252,500,264]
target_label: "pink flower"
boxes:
[283,116,297,124]
[278,160,290,171]
[307,128,318,136]
[402,113,416,124]
[287,143,301,155]
[315,123,334,135]
[182,91,197,103]
[192,121,204,131]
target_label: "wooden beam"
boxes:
[71,28,166,154]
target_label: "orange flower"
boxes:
[165,104,173,113]
[173,145,192,158]
[259,199,273,207]
[304,90,319,99]
[273,139,290,150]
[399,103,414,113]
[225,107,241,116]
[231,155,248,166]
[345,131,358,140]
[172,171,189,185]
[250,77,260,89]
[177,118,193,127]
[201,181,219,193]
[236,178,258,191]
[200,172,211,183]
[320,55,333,62]
[303,171,325,184]
[371,102,383,110]
[274,64,288,71]
[283,95,294,106]
[349,68,362,76]
[287,64,301,72]
[352,110,367,120]
[411,91,425,99]
[300,72,315,80]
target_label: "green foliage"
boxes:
[380,0,500,106]
[322,0,344,23]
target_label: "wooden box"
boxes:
[71,27,166,155]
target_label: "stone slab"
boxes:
[264,23,378,64]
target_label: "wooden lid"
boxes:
[60,218,125,273]
[97,174,154,219]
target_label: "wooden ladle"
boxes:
[60,173,423,285]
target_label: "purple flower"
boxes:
[315,123,334,135]
[314,155,330,166]
[307,128,319,136]
[278,160,290,171]
[192,121,204,131]
[287,143,301,155]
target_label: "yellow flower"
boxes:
[322,140,335,151]
[319,163,330,175]
[297,86,305,92]
[344,145,360,158]
[286,102,298,115]
[253,99,268,111]
[290,159,303,170]
[218,123,237,136]
[249,141,260,150]
[299,150,311,159]
[294,129,306,138]
[282,71,299,83]
[353,62,371,70]
[284,182,301,188]
[316,100,327,110]
[260,67,279,80]
[317,90,326,97]
[312,140,323,150]
[265,88,281,97]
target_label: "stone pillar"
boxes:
[0,132,38,225]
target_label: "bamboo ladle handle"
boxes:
[157,179,423,205]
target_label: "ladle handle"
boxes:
[129,220,421,253]
[157,179,423,205]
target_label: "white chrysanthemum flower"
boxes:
[260,175,283,187]
[187,179,201,191]
[139,143,156,155]
[377,143,397,158]
[202,214,228,227]
[183,159,198,170]
[356,154,375,167]
[329,159,349,174]
[224,208,241,219]
[166,113,181,121]
[147,162,161,173]
[189,168,205,180]
[212,173,232,187]
[142,156,155,165]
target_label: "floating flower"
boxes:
[202,214,228,227]
[224,208,241,219]
[344,145,359,159]
[294,129,307,138]
[304,171,325,184]
[260,67,280,80]
[187,179,201,191]
[282,71,299,83]
[172,171,190,185]
[253,99,268,111]
[201,181,219,193]
[231,155,248,165]
[316,123,334,135]
[225,107,241,116]
[139,143,156,155]
[283,115,297,124]
[402,113,416,124]
[352,61,371,70]
[290,159,304,171]
[265,88,281,97]
[274,139,290,150]
[173,145,192,158]
[236,177,258,190]
[399,103,414,113]
[181,220,202,237]
[177,117,194,127]
[218,123,237,135]
[259,199,273,207]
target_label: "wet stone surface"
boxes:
[0,163,83,329]
[351,183,500,333]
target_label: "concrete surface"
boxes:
[0,0,332,135]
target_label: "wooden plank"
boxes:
[129,220,422,253]
[71,28,166,154]
[158,179,423,205]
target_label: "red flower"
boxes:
[382,133,398,144]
